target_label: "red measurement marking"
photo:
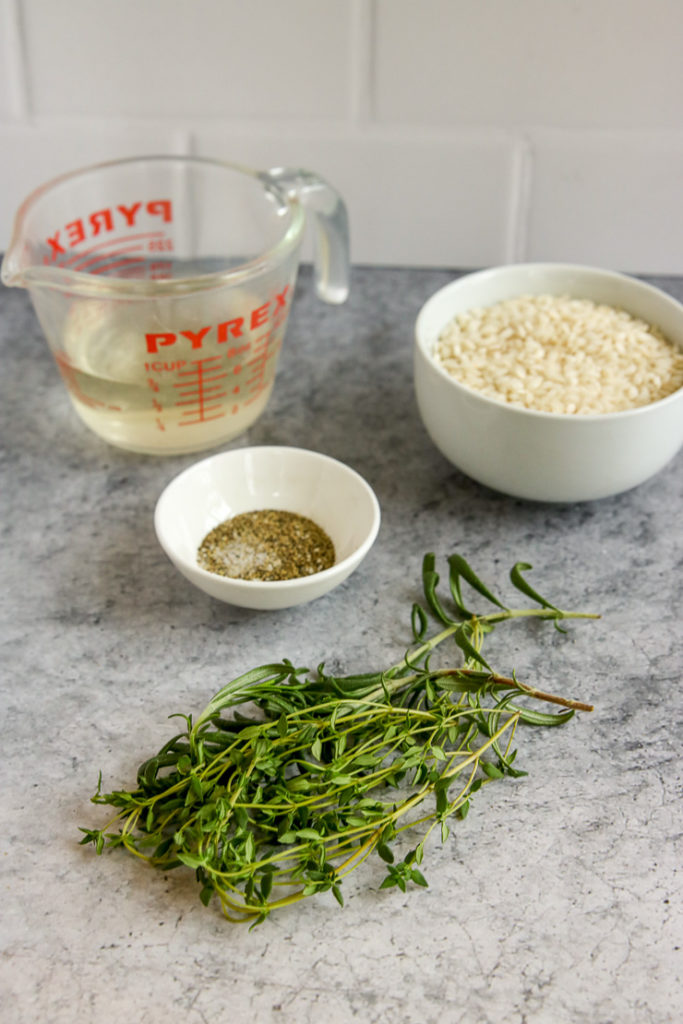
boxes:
[173,358,229,426]
[247,336,270,360]
[62,232,166,266]
[54,352,107,409]
[245,372,266,391]
[148,259,173,279]
[248,345,270,363]
[109,260,158,278]
[225,344,250,359]
[243,330,278,391]
[71,245,145,273]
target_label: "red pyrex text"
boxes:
[45,200,173,258]
[144,286,290,355]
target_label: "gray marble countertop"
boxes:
[1,266,682,1024]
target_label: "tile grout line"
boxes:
[349,0,376,126]
[4,0,31,121]
[505,133,534,264]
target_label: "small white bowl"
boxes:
[415,263,683,502]
[154,446,381,609]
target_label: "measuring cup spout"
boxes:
[1,231,33,288]
[1,215,89,294]
[1,187,57,290]
[260,168,350,304]
[1,258,86,293]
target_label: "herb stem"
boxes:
[81,552,598,923]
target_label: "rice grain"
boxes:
[434,294,683,414]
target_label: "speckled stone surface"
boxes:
[1,266,682,1024]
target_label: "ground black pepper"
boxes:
[197,509,336,582]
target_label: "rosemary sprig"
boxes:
[80,553,598,925]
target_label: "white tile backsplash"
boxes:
[21,0,352,119]
[1,0,683,272]
[192,125,520,266]
[0,0,28,119]
[374,0,683,131]
[525,130,683,275]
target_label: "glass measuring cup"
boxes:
[1,156,349,455]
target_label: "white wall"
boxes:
[1,0,682,272]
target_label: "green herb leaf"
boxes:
[177,852,205,870]
[422,553,455,624]
[454,624,492,672]
[448,554,507,617]
[260,870,274,900]
[80,551,595,925]
[411,603,429,641]
[296,828,322,841]
[509,562,559,611]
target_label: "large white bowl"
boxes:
[414,263,683,502]
[155,446,381,609]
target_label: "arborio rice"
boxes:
[434,294,683,414]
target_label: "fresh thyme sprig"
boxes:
[80,552,598,925]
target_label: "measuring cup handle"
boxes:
[261,168,350,304]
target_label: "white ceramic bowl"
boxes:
[154,446,381,609]
[415,263,683,502]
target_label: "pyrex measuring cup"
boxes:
[1,156,349,455]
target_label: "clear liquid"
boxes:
[57,293,287,455]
